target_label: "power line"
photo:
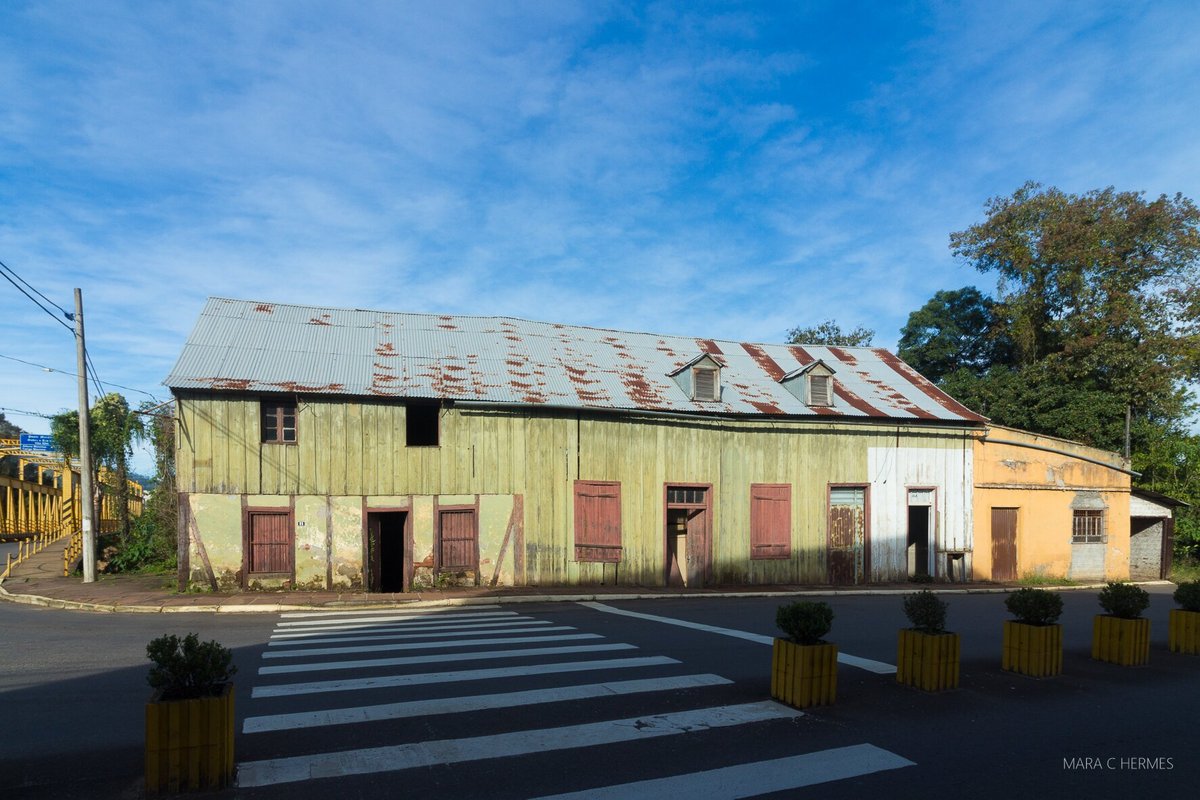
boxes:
[0,258,72,318]
[0,406,55,419]
[0,352,161,400]
[0,260,75,334]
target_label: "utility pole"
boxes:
[74,288,95,583]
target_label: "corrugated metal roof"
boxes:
[164,297,987,424]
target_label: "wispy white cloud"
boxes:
[1,0,1198,468]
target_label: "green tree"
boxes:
[788,319,875,347]
[898,287,1013,383]
[950,182,1200,426]
[51,392,145,543]
[0,412,21,438]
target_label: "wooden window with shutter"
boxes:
[750,484,791,559]
[574,481,622,562]
[809,374,833,406]
[261,399,297,443]
[693,367,719,401]
[246,511,293,574]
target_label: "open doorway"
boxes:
[366,511,409,593]
[907,489,933,579]
[664,485,711,587]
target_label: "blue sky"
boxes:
[2,1,1199,472]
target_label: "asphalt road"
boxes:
[0,586,1195,799]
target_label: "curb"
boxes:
[0,578,1176,615]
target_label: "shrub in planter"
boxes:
[771,601,837,708]
[1098,582,1150,619]
[1093,582,1151,666]
[897,590,958,691]
[1169,580,1200,655]
[1002,588,1063,678]
[776,601,834,645]
[145,633,237,794]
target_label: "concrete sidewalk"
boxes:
[0,538,1159,614]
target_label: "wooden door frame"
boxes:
[827,483,871,584]
[905,485,938,577]
[362,503,412,593]
[990,506,1019,582]
[240,498,296,588]
[662,483,713,587]
[434,496,481,574]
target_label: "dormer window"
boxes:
[668,354,723,402]
[809,373,833,406]
[693,366,719,401]
[779,360,836,409]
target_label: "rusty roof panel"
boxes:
[164,297,985,425]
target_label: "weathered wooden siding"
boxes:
[176,393,977,587]
[867,446,973,581]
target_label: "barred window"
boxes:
[1072,509,1104,544]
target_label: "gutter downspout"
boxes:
[981,435,1141,478]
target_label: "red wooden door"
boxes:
[991,508,1017,582]
[438,509,478,571]
[248,512,290,574]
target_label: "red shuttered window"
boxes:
[438,509,478,570]
[750,484,791,559]
[574,481,622,562]
[247,511,292,574]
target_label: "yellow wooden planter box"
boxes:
[1002,621,1062,678]
[897,629,959,691]
[1091,615,1150,666]
[771,638,837,708]
[145,683,235,794]
[1168,609,1200,655]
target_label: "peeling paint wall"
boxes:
[177,392,983,589]
[973,426,1131,582]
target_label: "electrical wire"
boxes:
[0,258,72,318]
[0,352,160,400]
[0,406,55,419]
[0,260,75,334]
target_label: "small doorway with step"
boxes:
[366,510,410,593]
[907,488,935,579]
[664,484,711,588]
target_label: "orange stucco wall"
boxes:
[973,426,1131,582]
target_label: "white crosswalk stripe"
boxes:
[240,605,916,795]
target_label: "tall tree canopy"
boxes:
[898,286,1013,383]
[787,319,875,347]
[950,182,1200,426]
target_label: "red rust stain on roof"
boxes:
[308,315,332,326]
[788,345,814,366]
[872,348,987,423]
[253,304,274,314]
[437,316,458,330]
[748,400,784,415]
[828,347,857,366]
[206,378,251,390]
[698,339,724,355]
[375,342,397,356]
[269,382,346,393]
[833,384,884,417]
[741,343,785,381]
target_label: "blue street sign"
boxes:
[19,433,56,452]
